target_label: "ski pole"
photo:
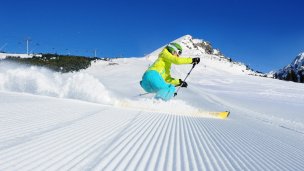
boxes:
[133,92,151,98]
[174,63,197,97]
[139,92,150,96]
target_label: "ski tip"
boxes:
[207,111,230,119]
[218,111,230,119]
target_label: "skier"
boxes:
[140,42,200,101]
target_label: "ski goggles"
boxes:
[177,50,182,56]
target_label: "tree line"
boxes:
[2,53,100,73]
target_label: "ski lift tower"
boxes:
[26,37,32,55]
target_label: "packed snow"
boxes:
[0,35,304,170]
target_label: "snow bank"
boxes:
[0,62,115,104]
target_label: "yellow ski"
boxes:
[116,100,230,119]
[207,111,230,119]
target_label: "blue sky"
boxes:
[0,0,303,72]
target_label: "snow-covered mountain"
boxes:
[146,35,263,76]
[274,52,304,83]
[0,35,304,170]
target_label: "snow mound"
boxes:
[0,62,115,104]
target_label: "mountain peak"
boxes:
[148,37,303,81]
[291,52,304,69]
[293,52,304,65]
[274,52,304,83]
[146,35,262,76]
[147,35,224,59]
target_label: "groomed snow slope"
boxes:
[1,35,304,170]
[0,90,304,171]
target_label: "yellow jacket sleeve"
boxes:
[165,76,180,86]
[160,49,192,65]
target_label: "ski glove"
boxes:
[192,58,200,64]
[179,79,188,88]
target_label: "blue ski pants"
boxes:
[140,70,175,101]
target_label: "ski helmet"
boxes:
[166,42,182,55]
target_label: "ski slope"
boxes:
[1,36,304,170]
